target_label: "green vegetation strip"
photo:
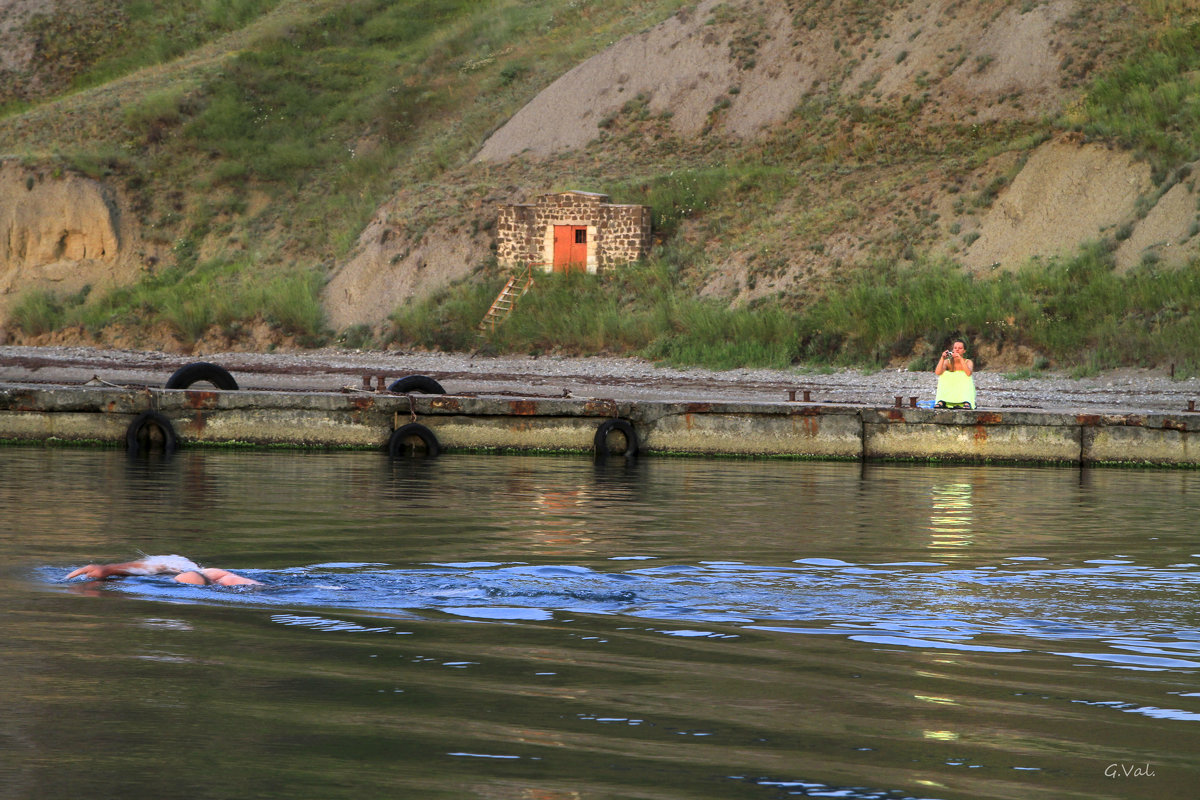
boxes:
[394,242,1200,377]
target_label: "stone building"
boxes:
[496,190,651,274]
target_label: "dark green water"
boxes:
[2,447,1198,799]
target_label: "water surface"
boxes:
[2,447,1197,799]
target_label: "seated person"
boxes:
[66,554,262,586]
[934,340,976,409]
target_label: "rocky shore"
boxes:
[2,345,1198,415]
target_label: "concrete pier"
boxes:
[1,383,1198,466]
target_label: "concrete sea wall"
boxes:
[0,383,1197,466]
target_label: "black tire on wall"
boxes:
[593,418,638,460]
[126,410,178,455]
[387,375,446,394]
[388,423,440,458]
[165,362,239,391]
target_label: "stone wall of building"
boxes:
[495,204,537,268]
[497,191,651,273]
[596,203,653,266]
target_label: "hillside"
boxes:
[2,0,1199,372]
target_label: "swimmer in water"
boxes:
[66,555,262,586]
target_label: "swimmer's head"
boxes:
[140,555,203,575]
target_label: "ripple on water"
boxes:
[43,555,1200,673]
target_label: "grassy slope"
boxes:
[1,0,690,340]
[3,0,1200,374]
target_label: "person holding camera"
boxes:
[934,339,975,409]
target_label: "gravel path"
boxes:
[2,345,1199,415]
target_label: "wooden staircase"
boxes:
[478,268,536,332]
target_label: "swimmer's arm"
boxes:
[66,560,153,580]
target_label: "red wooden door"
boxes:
[553,226,588,272]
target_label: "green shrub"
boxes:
[606,169,731,238]
[643,300,803,369]
[122,86,190,133]
[1076,23,1200,173]
[260,270,327,336]
[390,280,500,351]
[10,289,69,335]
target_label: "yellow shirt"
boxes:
[936,370,976,407]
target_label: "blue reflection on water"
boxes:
[46,554,1200,672]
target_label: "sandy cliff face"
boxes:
[0,161,146,322]
[324,208,491,332]
[960,140,1200,273]
[473,0,1078,162]
[963,140,1154,271]
[472,0,794,160]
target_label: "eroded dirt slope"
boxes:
[1,0,1188,346]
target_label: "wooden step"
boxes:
[478,271,535,332]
